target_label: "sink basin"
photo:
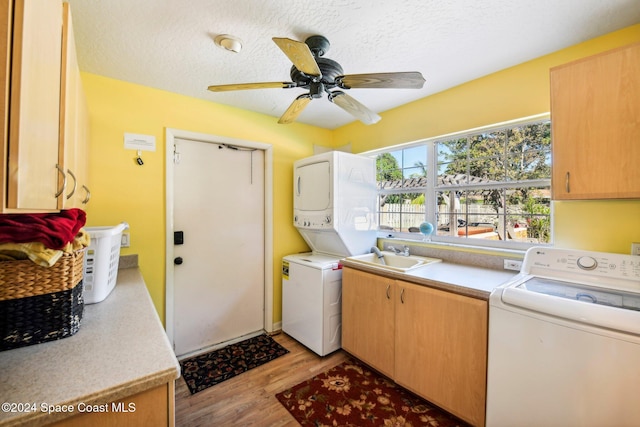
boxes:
[345,251,441,272]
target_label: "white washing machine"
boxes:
[486,247,640,427]
[282,253,343,356]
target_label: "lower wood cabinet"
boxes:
[341,267,395,378]
[48,382,175,427]
[342,267,488,427]
[395,280,487,427]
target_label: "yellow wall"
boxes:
[334,24,640,255]
[82,74,332,323]
[83,24,640,326]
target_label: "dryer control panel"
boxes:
[294,213,333,229]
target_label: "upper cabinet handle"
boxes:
[66,169,77,199]
[565,171,570,193]
[81,185,91,204]
[54,164,67,198]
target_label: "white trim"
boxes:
[164,128,274,348]
[361,113,551,157]
[175,330,265,361]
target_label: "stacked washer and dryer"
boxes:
[282,151,377,356]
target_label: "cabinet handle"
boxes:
[565,171,570,193]
[386,284,390,299]
[400,288,405,304]
[54,164,67,198]
[66,169,77,199]
[81,185,91,204]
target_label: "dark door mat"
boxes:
[180,333,289,394]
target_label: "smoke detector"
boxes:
[214,34,242,53]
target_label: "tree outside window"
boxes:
[373,117,551,247]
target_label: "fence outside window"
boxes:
[368,114,552,248]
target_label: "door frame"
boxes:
[164,128,274,348]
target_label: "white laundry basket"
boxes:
[82,222,129,304]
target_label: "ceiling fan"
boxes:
[207,35,426,125]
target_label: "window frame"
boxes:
[363,113,552,251]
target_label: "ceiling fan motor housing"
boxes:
[290,58,344,88]
[305,35,330,57]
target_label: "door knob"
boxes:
[174,257,183,265]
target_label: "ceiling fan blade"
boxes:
[278,95,312,124]
[337,72,426,89]
[272,37,321,77]
[207,82,295,92]
[329,91,381,125]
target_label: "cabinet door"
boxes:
[341,267,395,378]
[60,2,89,208]
[0,1,11,209]
[550,42,640,200]
[48,382,175,427]
[395,281,488,427]
[5,0,63,210]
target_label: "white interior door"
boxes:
[172,138,265,357]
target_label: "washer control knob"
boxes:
[577,256,597,270]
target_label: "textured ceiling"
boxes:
[67,0,640,129]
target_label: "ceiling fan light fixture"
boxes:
[214,34,242,53]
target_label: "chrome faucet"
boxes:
[388,245,410,256]
[370,246,386,265]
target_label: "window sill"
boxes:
[376,234,530,271]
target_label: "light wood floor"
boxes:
[175,332,349,427]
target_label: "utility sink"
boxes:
[345,251,441,272]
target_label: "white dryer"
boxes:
[292,151,377,257]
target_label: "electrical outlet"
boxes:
[504,259,522,271]
[632,242,640,256]
[121,232,130,248]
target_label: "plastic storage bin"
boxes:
[83,222,129,304]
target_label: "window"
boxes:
[368,115,551,248]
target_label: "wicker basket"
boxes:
[0,250,85,351]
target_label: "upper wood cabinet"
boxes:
[550,42,640,200]
[1,0,89,213]
[60,2,90,208]
[2,0,62,211]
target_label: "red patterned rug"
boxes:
[276,358,469,426]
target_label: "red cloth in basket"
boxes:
[0,209,86,250]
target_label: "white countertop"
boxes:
[0,268,180,426]
[341,258,517,299]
